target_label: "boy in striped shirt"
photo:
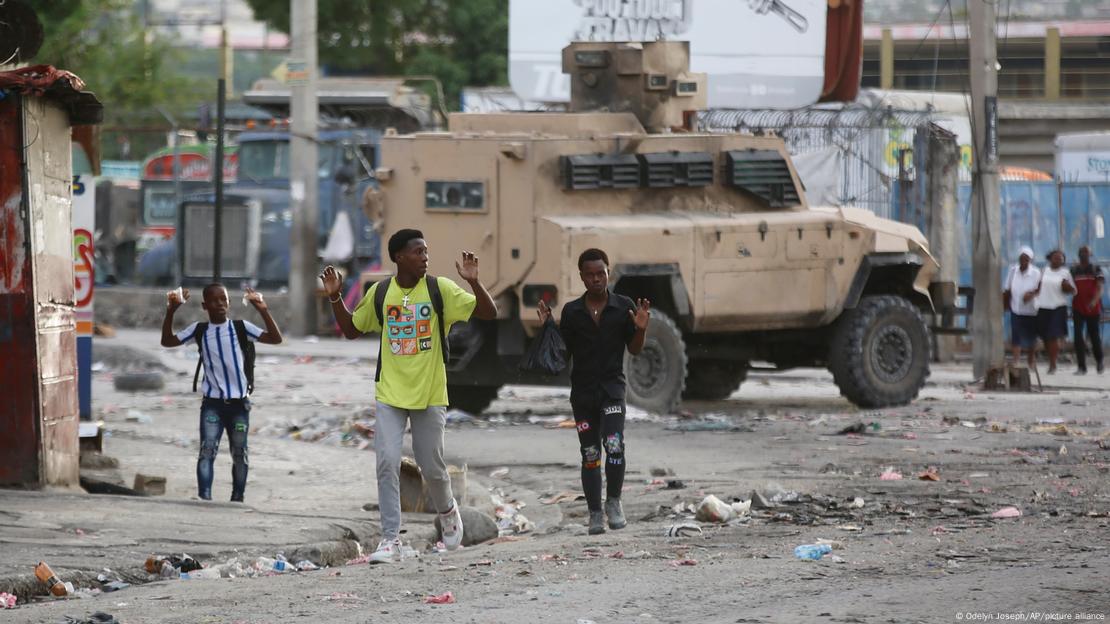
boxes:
[161,283,283,502]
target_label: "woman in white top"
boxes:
[1003,246,1041,368]
[1034,249,1076,374]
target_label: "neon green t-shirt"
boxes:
[352,276,477,409]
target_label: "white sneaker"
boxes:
[369,538,402,564]
[440,500,464,551]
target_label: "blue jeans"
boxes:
[197,398,250,501]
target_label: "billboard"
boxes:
[509,0,828,108]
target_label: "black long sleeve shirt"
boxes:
[558,292,637,403]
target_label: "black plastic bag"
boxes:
[518,318,567,376]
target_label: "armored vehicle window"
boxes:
[426,181,484,211]
[561,154,640,190]
[724,150,801,208]
[639,152,713,188]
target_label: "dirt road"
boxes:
[2,331,1108,623]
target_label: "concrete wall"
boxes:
[94,286,305,331]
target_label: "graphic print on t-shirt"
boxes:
[387,302,433,356]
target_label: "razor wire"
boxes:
[697,104,946,219]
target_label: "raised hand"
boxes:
[244,287,267,311]
[537,299,553,324]
[456,251,480,282]
[629,298,651,330]
[167,287,190,310]
[319,265,343,298]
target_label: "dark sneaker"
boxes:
[605,498,627,530]
[1076,368,1087,376]
[588,511,606,535]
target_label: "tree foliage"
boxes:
[245,0,508,108]
[33,0,206,125]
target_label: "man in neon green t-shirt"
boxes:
[321,228,496,562]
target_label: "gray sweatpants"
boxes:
[374,401,454,540]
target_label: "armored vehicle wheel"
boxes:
[682,361,748,400]
[828,295,931,408]
[447,384,501,415]
[625,311,687,414]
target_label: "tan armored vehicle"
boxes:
[363,41,957,414]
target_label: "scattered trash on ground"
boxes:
[58,612,120,624]
[0,592,16,608]
[917,466,940,481]
[664,522,703,538]
[837,422,879,435]
[880,467,904,480]
[424,591,456,604]
[794,543,833,560]
[255,408,377,448]
[665,417,750,432]
[492,491,534,536]
[35,561,71,597]
[991,506,1022,519]
[670,558,698,566]
[541,491,582,505]
[695,494,750,523]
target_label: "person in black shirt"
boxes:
[538,248,650,535]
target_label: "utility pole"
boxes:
[213,78,227,281]
[289,0,319,336]
[220,0,233,96]
[969,0,1003,380]
[926,125,959,362]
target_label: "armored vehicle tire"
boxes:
[828,295,931,408]
[682,361,749,401]
[447,385,502,415]
[624,311,687,414]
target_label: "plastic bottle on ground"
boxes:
[34,561,68,597]
[180,567,222,580]
[794,544,833,560]
[255,557,293,573]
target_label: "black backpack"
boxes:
[372,276,448,382]
[191,320,256,395]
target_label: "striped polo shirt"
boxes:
[176,320,263,399]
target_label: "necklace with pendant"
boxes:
[399,283,417,307]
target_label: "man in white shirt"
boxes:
[1003,246,1041,368]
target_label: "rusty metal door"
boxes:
[0,94,79,488]
[0,95,40,486]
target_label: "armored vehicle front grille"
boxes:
[724,150,801,207]
[639,152,713,188]
[561,154,641,190]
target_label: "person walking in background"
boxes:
[1003,246,1041,369]
[1071,245,1104,374]
[1035,249,1076,374]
